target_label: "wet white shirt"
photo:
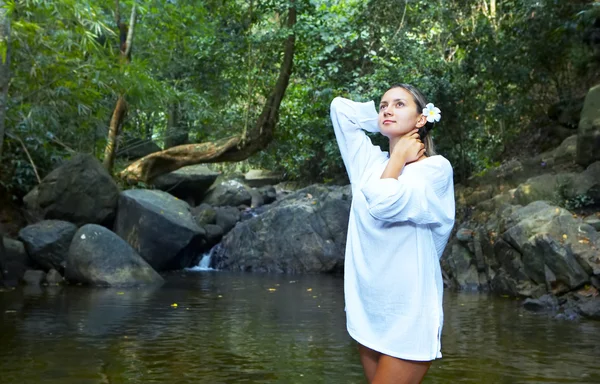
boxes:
[330,97,455,361]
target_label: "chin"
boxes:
[380,126,410,138]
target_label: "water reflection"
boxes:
[0,272,599,383]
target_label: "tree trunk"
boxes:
[0,1,10,160]
[119,3,297,184]
[103,95,127,170]
[102,3,137,173]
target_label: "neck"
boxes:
[389,135,427,163]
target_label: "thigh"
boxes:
[358,343,381,384]
[372,354,431,384]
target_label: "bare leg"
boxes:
[372,354,431,384]
[358,343,381,383]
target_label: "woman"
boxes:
[330,84,455,384]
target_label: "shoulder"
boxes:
[416,155,452,174]
[413,156,453,187]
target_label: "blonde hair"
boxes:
[388,84,437,157]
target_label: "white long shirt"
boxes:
[330,97,455,361]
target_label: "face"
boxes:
[378,87,427,138]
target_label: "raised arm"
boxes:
[330,97,381,183]
[360,159,455,225]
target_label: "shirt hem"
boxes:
[347,326,442,362]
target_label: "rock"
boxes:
[577,84,600,167]
[18,220,77,272]
[66,224,164,287]
[572,161,600,202]
[45,269,64,285]
[258,186,277,205]
[244,169,283,188]
[464,185,495,207]
[214,206,241,233]
[538,135,578,167]
[1,237,31,286]
[212,184,351,273]
[248,188,265,208]
[114,189,206,271]
[456,228,474,242]
[23,270,46,286]
[23,154,119,226]
[523,294,559,312]
[576,296,600,320]
[529,233,589,290]
[583,216,600,231]
[152,165,219,206]
[202,224,223,247]
[248,188,264,208]
[513,173,577,206]
[493,239,529,281]
[116,138,161,160]
[502,201,600,282]
[191,203,217,226]
[202,180,252,207]
[441,243,481,291]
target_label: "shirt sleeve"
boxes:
[330,96,381,183]
[360,159,455,225]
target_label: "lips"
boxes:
[383,120,395,124]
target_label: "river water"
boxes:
[1,271,599,384]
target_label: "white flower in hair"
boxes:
[423,103,441,123]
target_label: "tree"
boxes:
[103,0,137,173]
[119,1,297,183]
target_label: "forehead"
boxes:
[380,87,414,103]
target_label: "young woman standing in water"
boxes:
[330,84,455,384]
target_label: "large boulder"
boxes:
[191,203,217,226]
[244,169,283,188]
[22,154,119,226]
[577,84,600,166]
[212,185,351,273]
[202,179,252,207]
[114,189,206,271]
[441,242,481,291]
[18,220,77,272]
[502,202,598,290]
[66,224,163,287]
[1,237,32,286]
[512,173,577,206]
[538,135,578,167]
[152,165,219,206]
[214,206,241,233]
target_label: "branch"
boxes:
[7,132,40,184]
[124,4,136,59]
[115,0,120,26]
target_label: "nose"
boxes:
[383,107,393,117]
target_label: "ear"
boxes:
[416,114,427,128]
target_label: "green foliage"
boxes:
[564,194,596,211]
[250,0,598,182]
[1,0,597,197]
[554,177,596,211]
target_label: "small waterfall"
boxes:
[186,245,218,271]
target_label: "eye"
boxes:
[396,101,405,107]
[379,104,386,111]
